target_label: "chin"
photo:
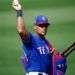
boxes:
[41,33,46,36]
[42,32,46,35]
[37,32,46,36]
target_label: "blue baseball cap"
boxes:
[34,15,50,27]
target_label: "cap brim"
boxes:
[37,23,50,27]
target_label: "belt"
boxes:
[26,72,48,75]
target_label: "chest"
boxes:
[32,37,51,54]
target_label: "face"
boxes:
[34,24,48,36]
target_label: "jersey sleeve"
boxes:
[21,32,32,45]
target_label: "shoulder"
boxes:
[22,33,40,44]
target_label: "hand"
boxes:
[12,0,22,10]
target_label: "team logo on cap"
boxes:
[42,16,46,21]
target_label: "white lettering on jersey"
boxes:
[37,45,50,54]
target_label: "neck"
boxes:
[37,34,46,39]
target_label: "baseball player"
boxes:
[12,0,55,75]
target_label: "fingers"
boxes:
[12,0,22,10]
[13,0,19,5]
[12,0,19,8]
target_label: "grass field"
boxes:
[0,0,75,75]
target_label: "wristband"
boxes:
[16,10,23,17]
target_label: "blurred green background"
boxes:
[0,0,75,75]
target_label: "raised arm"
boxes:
[12,0,28,39]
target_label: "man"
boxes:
[12,0,54,75]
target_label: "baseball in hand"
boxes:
[13,0,19,5]
[12,0,22,10]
